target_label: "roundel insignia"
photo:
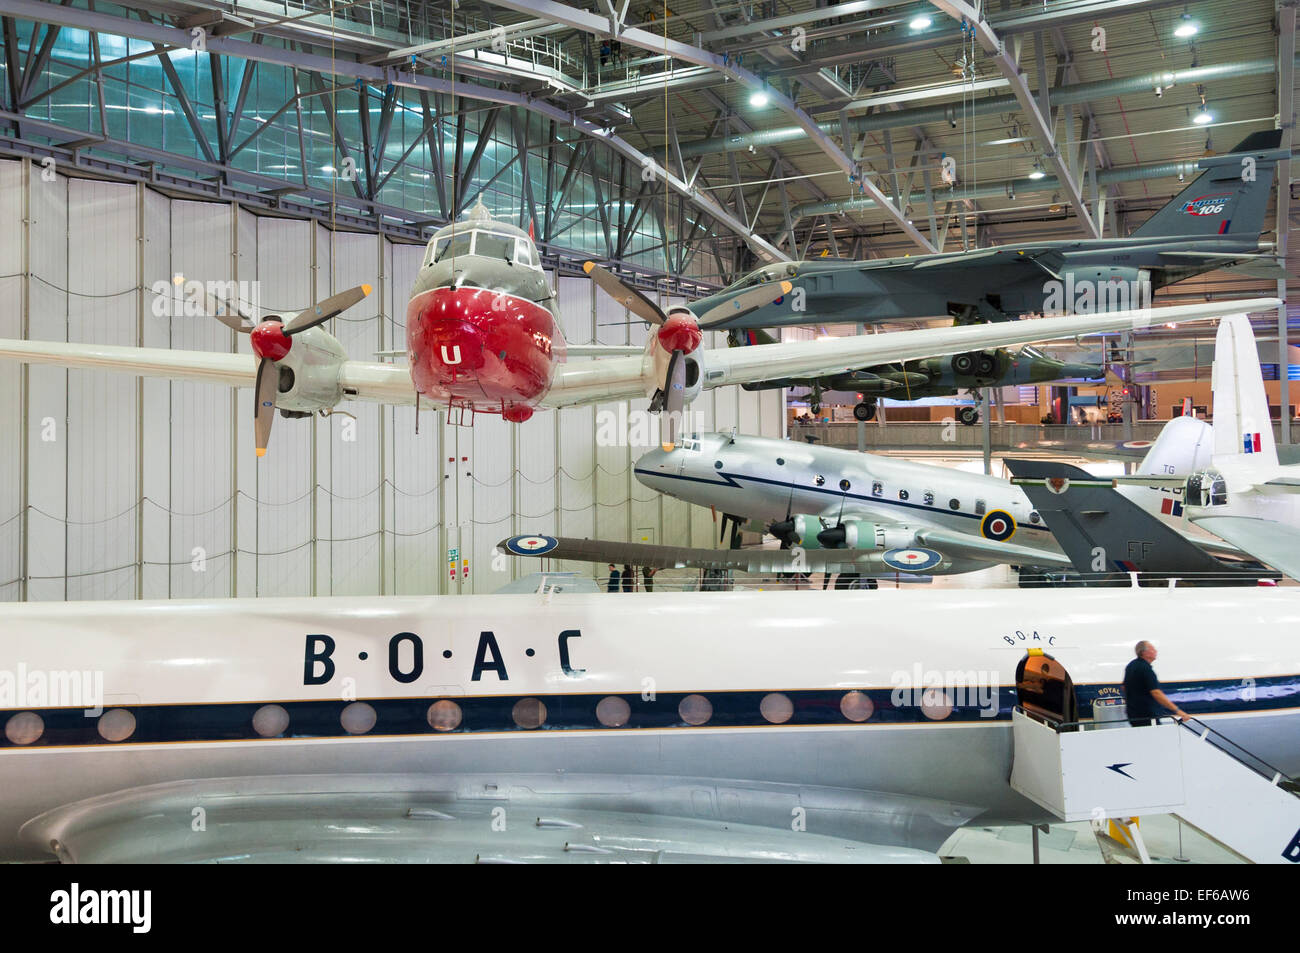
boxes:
[1121,440,1153,450]
[883,547,942,572]
[504,534,558,556]
[980,510,1017,541]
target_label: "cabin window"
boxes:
[923,491,934,506]
[949,498,960,510]
[815,475,825,486]
[679,694,713,726]
[898,489,909,501]
[871,481,883,497]
[839,479,851,491]
[1029,510,1041,524]
[776,457,785,466]
[714,460,723,469]
[974,499,986,516]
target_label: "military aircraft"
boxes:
[2,209,1261,456]
[1120,313,1300,582]
[1005,457,1275,586]
[688,131,1286,330]
[627,413,1224,581]
[729,326,1105,423]
[1,588,1297,862]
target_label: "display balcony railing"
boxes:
[790,420,1300,453]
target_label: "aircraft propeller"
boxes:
[584,262,791,451]
[204,284,373,457]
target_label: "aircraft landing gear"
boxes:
[957,405,980,426]
[853,400,877,422]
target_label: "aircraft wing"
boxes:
[0,338,420,405]
[498,534,888,574]
[908,526,1073,569]
[1189,516,1300,582]
[565,344,646,358]
[693,299,1278,390]
[1156,251,1287,279]
[19,774,941,863]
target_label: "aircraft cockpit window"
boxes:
[513,238,540,269]
[1210,475,1227,506]
[474,231,515,261]
[680,437,700,452]
[433,232,473,262]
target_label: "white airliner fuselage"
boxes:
[0,588,1296,862]
[634,421,1212,573]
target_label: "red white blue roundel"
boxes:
[883,548,942,572]
[504,534,559,556]
[980,510,1017,542]
[1121,440,1153,450]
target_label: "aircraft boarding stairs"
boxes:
[1007,651,1300,864]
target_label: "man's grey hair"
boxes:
[1135,640,1153,657]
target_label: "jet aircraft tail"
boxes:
[1129,130,1283,241]
[1211,313,1279,467]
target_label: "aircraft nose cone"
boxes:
[250,321,291,361]
[657,312,703,354]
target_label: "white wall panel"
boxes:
[140,187,173,599]
[321,230,383,596]
[0,161,24,601]
[25,170,67,601]
[64,179,139,600]
[167,201,234,599]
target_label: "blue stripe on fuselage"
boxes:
[633,467,1053,531]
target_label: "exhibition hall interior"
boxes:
[0,0,1297,870]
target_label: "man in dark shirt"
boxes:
[1122,641,1188,727]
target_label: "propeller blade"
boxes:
[583,262,667,326]
[661,349,686,451]
[695,280,793,328]
[254,357,278,458]
[282,284,372,336]
[202,291,258,333]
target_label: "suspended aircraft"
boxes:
[688,131,1288,331]
[1121,313,1300,581]
[0,199,1273,455]
[729,326,1107,423]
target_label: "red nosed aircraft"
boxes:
[0,201,1278,455]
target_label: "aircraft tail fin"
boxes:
[1211,313,1278,466]
[1135,414,1214,476]
[1129,130,1283,240]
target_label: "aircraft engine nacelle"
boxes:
[794,517,915,550]
[269,325,349,414]
[647,326,704,406]
[1052,266,1152,313]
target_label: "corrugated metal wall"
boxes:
[0,158,786,601]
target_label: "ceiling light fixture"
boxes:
[909,15,932,31]
[1174,13,1199,38]
[1193,105,1213,125]
[749,90,770,108]
[1028,161,1046,180]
